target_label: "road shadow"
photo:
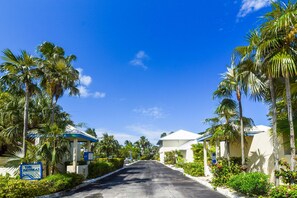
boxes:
[65,164,150,196]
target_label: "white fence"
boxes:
[0,167,19,177]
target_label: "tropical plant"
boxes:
[96,133,120,158]
[37,42,79,125]
[37,124,70,176]
[0,49,40,158]
[259,1,297,171]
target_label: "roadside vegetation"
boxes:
[203,1,297,197]
[162,1,297,197]
[0,42,159,197]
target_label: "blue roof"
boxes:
[197,134,213,142]
[27,125,98,142]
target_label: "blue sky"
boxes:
[0,0,274,144]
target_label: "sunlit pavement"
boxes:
[63,160,225,198]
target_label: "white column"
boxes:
[216,139,220,158]
[203,140,207,176]
[73,139,78,173]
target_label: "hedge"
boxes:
[87,158,124,179]
[0,173,84,198]
[228,172,270,196]
[182,162,204,177]
[269,185,297,198]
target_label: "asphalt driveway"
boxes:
[63,160,225,198]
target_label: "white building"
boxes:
[198,125,292,182]
[159,130,201,163]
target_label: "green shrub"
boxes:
[88,161,112,179]
[210,159,241,187]
[164,150,182,165]
[228,172,270,196]
[275,159,297,184]
[0,173,84,198]
[42,173,84,192]
[88,158,124,179]
[108,158,124,169]
[191,143,203,162]
[183,162,204,177]
[269,185,297,198]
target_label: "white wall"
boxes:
[163,140,188,147]
[0,167,18,177]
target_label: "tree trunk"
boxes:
[51,141,56,175]
[237,86,245,166]
[225,139,230,167]
[269,77,279,186]
[50,96,55,125]
[23,83,29,158]
[285,77,296,172]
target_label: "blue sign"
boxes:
[20,162,43,180]
[84,152,94,161]
[211,153,217,164]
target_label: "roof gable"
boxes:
[160,129,200,140]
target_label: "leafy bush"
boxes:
[183,162,204,177]
[0,173,84,198]
[108,158,124,169]
[42,173,84,192]
[88,158,124,179]
[228,172,270,196]
[275,159,297,184]
[269,185,297,198]
[191,143,203,162]
[164,150,182,165]
[210,158,241,187]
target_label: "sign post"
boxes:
[84,152,94,161]
[20,162,43,180]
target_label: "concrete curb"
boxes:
[159,162,246,198]
[37,161,139,198]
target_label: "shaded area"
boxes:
[63,161,225,198]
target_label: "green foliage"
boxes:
[269,185,297,198]
[228,172,270,196]
[191,143,203,162]
[87,158,124,179]
[182,162,204,177]
[0,173,84,198]
[275,159,297,184]
[210,158,242,187]
[95,133,121,158]
[164,150,182,165]
[42,173,84,192]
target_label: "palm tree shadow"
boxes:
[65,167,150,196]
[248,149,266,172]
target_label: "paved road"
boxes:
[63,161,225,198]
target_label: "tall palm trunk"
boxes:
[50,96,55,125]
[285,77,296,171]
[23,82,29,158]
[269,77,279,186]
[237,86,245,166]
[225,139,230,167]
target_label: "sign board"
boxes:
[84,152,94,161]
[20,162,42,180]
[211,153,217,164]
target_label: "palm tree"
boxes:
[37,42,79,125]
[37,124,70,175]
[97,133,120,158]
[213,61,248,166]
[238,29,282,185]
[206,98,240,166]
[0,49,39,158]
[259,1,297,171]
